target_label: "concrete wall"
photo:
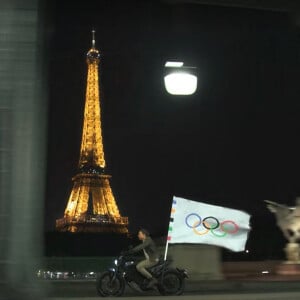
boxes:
[222,260,280,278]
[160,244,223,280]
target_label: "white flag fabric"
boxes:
[167,196,251,252]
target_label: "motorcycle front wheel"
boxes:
[96,271,125,297]
[157,269,185,296]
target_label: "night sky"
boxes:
[45,0,300,257]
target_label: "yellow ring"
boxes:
[192,220,210,235]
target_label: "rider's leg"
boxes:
[136,259,157,279]
[136,259,158,287]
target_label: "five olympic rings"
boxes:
[185,213,239,237]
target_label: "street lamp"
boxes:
[164,61,198,95]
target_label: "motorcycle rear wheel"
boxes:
[157,269,185,296]
[96,271,125,297]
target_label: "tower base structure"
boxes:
[56,172,128,234]
[56,216,128,234]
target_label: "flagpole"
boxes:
[162,239,169,279]
[163,240,169,261]
[164,196,174,262]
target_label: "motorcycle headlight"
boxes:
[124,261,135,267]
[114,259,119,266]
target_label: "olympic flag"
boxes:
[167,196,251,252]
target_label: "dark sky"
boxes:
[45,0,300,256]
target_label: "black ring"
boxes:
[202,216,220,230]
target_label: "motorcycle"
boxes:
[96,253,188,297]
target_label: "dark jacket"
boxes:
[129,236,159,261]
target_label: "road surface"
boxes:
[49,292,300,300]
[42,279,300,299]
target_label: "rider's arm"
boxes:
[129,239,151,253]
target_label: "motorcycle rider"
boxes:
[126,228,159,288]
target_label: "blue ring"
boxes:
[185,213,202,228]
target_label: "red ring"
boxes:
[220,220,239,234]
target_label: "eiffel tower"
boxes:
[56,31,128,233]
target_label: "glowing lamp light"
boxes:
[164,72,197,95]
[164,61,197,95]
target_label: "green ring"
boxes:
[210,228,227,238]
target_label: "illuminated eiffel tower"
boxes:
[56,31,128,233]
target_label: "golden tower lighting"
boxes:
[56,31,128,233]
